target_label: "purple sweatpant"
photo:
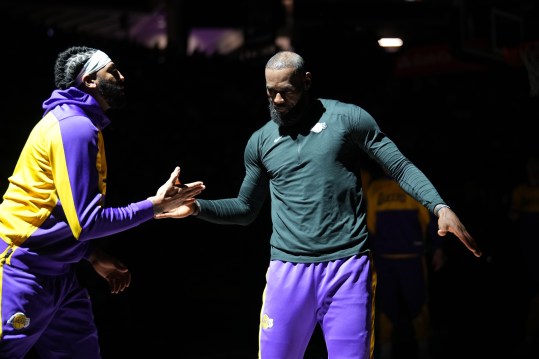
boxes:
[258,254,375,359]
[0,264,100,359]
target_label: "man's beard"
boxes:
[98,81,126,109]
[268,92,308,127]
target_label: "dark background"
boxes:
[1,1,538,358]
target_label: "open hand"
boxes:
[148,167,205,215]
[437,207,482,257]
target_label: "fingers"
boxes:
[155,212,175,219]
[463,235,482,258]
[440,227,482,258]
[108,272,131,294]
[462,242,482,257]
[116,266,129,273]
[154,168,205,214]
[183,181,204,187]
[165,182,204,203]
[454,228,482,257]
[182,181,205,192]
[171,166,181,180]
[174,182,205,199]
[155,203,194,219]
[438,212,482,258]
[166,167,181,188]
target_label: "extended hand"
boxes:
[148,167,205,215]
[155,203,196,219]
[437,207,482,257]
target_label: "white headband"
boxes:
[75,50,112,86]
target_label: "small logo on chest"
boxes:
[311,122,327,133]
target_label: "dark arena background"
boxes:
[1,1,539,358]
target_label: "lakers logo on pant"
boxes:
[261,313,274,330]
[7,312,30,330]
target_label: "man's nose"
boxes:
[274,93,285,104]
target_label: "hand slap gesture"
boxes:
[148,166,205,215]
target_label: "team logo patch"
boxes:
[7,312,30,330]
[261,313,274,330]
[310,122,327,133]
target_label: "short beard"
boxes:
[98,81,126,109]
[268,92,308,127]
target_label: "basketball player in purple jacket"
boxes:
[0,46,205,358]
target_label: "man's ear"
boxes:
[81,74,97,89]
[304,72,312,90]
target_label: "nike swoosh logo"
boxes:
[274,136,282,143]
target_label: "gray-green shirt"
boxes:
[197,99,445,263]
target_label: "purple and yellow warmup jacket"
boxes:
[0,87,154,275]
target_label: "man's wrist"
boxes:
[192,200,201,216]
[434,204,450,217]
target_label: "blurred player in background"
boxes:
[509,155,539,358]
[365,167,446,359]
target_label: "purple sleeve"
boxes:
[54,111,154,241]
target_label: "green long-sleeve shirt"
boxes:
[197,98,445,263]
